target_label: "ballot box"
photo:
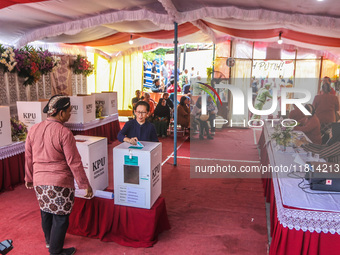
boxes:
[75,135,108,191]
[92,92,118,116]
[113,141,162,209]
[16,101,46,131]
[68,95,96,123]
[0,106,12,147]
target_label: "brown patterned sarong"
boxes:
[34,185,75,215]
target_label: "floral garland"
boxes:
[10,118,28,142]
[70,55,94,76]
[0,45,17,72]
[0,44,61,86]
[0,45,93,86]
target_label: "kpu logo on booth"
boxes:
[71,105,78,111]
[86,104,93,113]
[93,157,105,171]
[0,121,2,129]
[23,113,36,119]
[197,82,312,128]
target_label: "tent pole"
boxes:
[174,22,178,166]
[183,44,187,71]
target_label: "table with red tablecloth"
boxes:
[64,114,120,143]
[68,196,170,247]
[0,142,25,192]
[260,123,340,255]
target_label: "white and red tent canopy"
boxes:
[2,0,340,59]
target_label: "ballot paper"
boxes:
[75,189,114,199]
[293,153,306,166]
[129,141,144,149]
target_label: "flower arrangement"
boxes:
[39,50,60,75]
[0,45,17,72]
[96,104,103,118]
[10,118,28,142]
[271,124,294,148]
[14,46,41,86]
[70,55,94,76]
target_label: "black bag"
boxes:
[0,240,13,255]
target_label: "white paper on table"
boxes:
[293,154,306,166]
[94,190,114,199]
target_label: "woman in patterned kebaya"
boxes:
[25,95,92,255]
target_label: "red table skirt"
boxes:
[71,120,121,144]
[0,153,25,192]
[68,196,171,248]
[259,130,271,203]
[268,181,340,255]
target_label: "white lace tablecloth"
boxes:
[0,141,25,160]
[64,113,118,131]
[263,123,340,234]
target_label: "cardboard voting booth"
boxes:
[92,92,118,116]
[75,135,108,191]
[0,106,12,147]
[16,101,46,131]
[113,141,162,209]
[68,95,96,123]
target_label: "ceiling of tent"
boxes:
[1,0,340,59]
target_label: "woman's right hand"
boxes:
[124,137,138,145]
[129,137,138,145]
[25,182,33,189]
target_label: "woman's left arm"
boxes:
[24,134,34,188]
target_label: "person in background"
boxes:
[177,96,190,129]
[288,105,305,123]
[207,96,218,135]
[118,101,158,144]
[182,83,191,94]
[191,97,213,140]
[294,104,322,144]
[322,76,336,95]
[169,92,179,106]
[163,92,174,110]
[252,83,272,120]
[313,80,339,142]
[190,67,196,78]
[153,98,171,138]
[167,79,181,93]
[151,59,158,80]
[143,92,155,116]
[301,123,340,163]
[161,61,169,86]
[251,76,259,104]
[180,69,189,88]
[25,95,93,255]
[131,90,141,109]
[151,78,164,93]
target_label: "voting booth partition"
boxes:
[92,92,118,116]
[74,135,108,194]
[113,141,162,209]
[16,101,46,131]
[68,95,96,123]
[0,106,12,147]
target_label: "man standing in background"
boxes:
[161,61,168,86]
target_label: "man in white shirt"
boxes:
[161,61,169,86]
